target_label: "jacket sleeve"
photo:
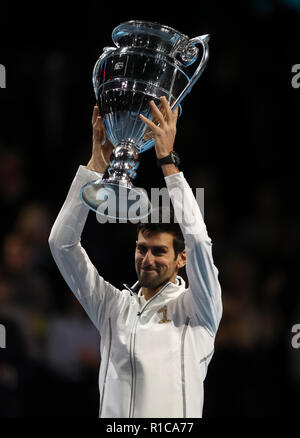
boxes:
[165,172,222,337]
[48,165,125,331]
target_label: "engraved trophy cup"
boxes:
[80,20,210,220]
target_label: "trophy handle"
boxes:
[93,47,117,146]
[170,34,210,111]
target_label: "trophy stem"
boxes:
[105,141,140,187]
[80,141,151,221]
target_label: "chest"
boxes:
[106,295,210,365]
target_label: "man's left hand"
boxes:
[139,96,179,159]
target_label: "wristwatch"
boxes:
[157,151,181,168]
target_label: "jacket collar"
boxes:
[123,276,185,296]
[123,280,140,295]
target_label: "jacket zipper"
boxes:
[99,317,112,417]
[181,316,190,418]
[128,282,171,418]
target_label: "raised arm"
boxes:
[48,106,121,330]
[165,173,222,336]
[139,97,222,336]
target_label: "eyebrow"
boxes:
[136,242,169,251]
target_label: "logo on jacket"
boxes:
[157,305,171,324]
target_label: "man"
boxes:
[48,97,222,418]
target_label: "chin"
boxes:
[139,276,156,288]
[140,275,168,291]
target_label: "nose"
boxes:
[142,249,155,266]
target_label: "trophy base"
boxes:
[80,178,151,222]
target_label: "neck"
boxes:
[141,286,162,301]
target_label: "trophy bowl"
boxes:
[80,20,210,221]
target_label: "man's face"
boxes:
[135,231,185,290]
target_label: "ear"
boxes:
[176,249,186,269]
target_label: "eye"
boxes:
[152,248,167,256]
[136,244,147,254]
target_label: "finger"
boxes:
[149,100,166,125]
[93,116,104,141]
[160,96,172,121]
[92,105,99,125]
[164,96,178,122]
[93,116,103,130]
[139,113,159,132]
[164,96,179,122]
[172,105,179,123]
[151,107,166,127]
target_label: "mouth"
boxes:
[140,267,158,273]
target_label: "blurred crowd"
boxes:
[0,147,101,417]
[1,1,300,418]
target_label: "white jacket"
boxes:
[48,165,222,418]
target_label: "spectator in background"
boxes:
[45,293,100,382]
[42,293,100,417]
[234,183,285,262]
[0,148,28,242]
[0,199,55,361]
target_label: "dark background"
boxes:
[0,0,300,418]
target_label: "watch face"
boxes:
[171,151,180,165]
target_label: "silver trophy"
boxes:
[80,20,210,220]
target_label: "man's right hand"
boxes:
[86,105,114,173]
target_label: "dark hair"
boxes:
[136,206,185,259]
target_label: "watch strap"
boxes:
[157,152,180,168]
